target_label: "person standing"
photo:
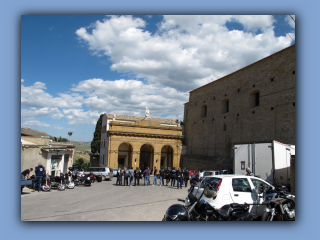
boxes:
[143,167,150,186]
[32,163,45,192]
[129,167,134,187]
[246,167,254,176]
[116,168,123,186]
[134,167,141,186]
[165,167,171,186]
[170,167,177,187]
[184,167,190,188]
[199,169,204,180]
[152,166,158,186]
[123,167,129,186]
[176,167,184,189]
[159,168,165,186]
[21,168,33,180]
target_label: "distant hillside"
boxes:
[21,127,49,137]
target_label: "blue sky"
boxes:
[21,15,295,142]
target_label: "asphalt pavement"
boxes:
[21,176,188,221]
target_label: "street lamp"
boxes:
[68,132,73,143]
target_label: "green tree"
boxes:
[74,158,87,169]
[91,114,104,154]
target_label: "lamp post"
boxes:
[68,132,73,143]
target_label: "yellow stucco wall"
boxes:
[107,119,183,170]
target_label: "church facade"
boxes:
[99,109,183,171]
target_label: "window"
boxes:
[201,104,207,118]
[222,99,229,113]
[103,155,105,165]
[241,161,245,170]
[249,90,259,107]
[250,178,270,190]
[232,178,251,192]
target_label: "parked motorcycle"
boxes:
[42,174,52,191]
[74,173,92,187]
[261,182,295,221]
[163,177,257,221]
[50,172,66,191]
[64,172,75,189]
[30,174,52,192]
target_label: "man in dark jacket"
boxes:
[123,167,129,186]
[165,167,170,186]
[116,168,123,186]
[159,168,165,186]
[21,168,33,180]
[184,167,190,188]
[176,167,184,189]
[32,163,45,192]
[134,167,141,186]
[170,167,177,187]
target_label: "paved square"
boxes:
[21,177,188,221]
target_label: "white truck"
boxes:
[234,140,295,187]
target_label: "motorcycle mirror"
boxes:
[254,183,265,194]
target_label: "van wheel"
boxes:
[102,176,106,181]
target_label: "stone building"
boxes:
[21,133,75,176]
[99,109,183,171]
[183,45,295,170]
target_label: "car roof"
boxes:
[204,174,258,178]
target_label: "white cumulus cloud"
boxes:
[76,15,294,93]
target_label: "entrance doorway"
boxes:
[118,158,124,169]
[161,145,173,168]
[140,144,154,172]
[118,143,133,169]
[51,155,62,176]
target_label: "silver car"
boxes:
[83,167,113,181]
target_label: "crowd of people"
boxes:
[115,166,192,189]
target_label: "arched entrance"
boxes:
[140,144,154,171]
[161,145,173,169]
[118,143,133,169]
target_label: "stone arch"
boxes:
[139,144,154,171]
[161,145,174,168]
[118,142,133,169]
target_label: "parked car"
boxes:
[203,170,219,177]
[71,165,82,171]
[83,167,113,181]
[187,174,272,217]
[189,170,196,177]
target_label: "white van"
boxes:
[83,167,113,181]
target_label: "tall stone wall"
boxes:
[183,45,295,167]
[181,154,233,171]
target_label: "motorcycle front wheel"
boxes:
[262,211,282,221]
[42,185,51,192]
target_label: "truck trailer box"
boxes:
[234,140,295,186]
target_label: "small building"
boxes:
[99,109,183,170]
[21,134,75,176]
